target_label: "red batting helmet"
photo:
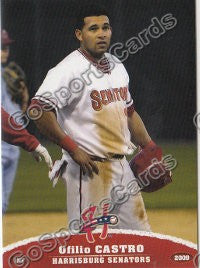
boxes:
[1,29,14,46]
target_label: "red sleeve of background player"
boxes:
[1,107,39,152]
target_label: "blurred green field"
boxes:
[7,142,197,212]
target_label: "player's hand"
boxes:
[70,147,99,176]
[32,144,53,169]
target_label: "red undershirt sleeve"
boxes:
[2,107,40,152]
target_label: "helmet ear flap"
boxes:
[129,145,172,193]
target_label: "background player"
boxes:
[1,29,29,213]
[1,29,52,214]
[29,5,158,231]
[2,106,52,168]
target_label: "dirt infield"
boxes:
[3,209,197,247]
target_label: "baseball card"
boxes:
[1,0,199,267]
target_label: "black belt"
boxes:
[112,154,124,159]
[90,154,124,162]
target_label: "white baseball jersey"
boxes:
[39,49,150,231]
[34,49,135,159]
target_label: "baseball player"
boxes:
[1,106,52,214]
[1,29,25,214]
[2,106,52,167]
[1,29,52,214]
[30,5,154,231]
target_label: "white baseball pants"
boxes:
[62,156,151,232]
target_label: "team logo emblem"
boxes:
[80,203,118,243]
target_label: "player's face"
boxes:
[1,46,10,63]
[76,15,112,59]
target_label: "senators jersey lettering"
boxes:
[90,87,128,111]
[34,49,135,158]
